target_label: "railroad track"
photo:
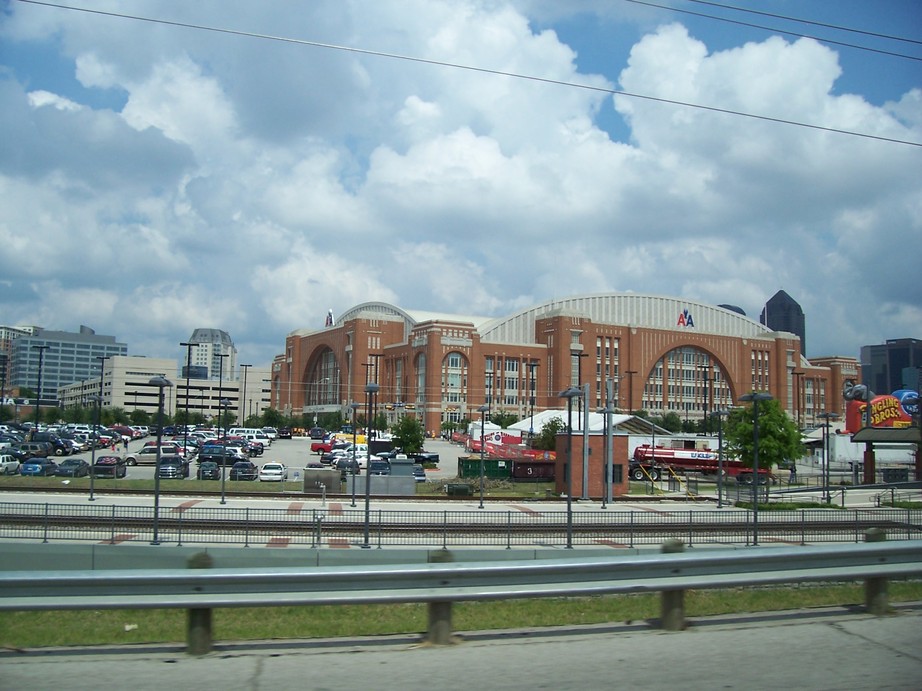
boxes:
[3,511,919,545]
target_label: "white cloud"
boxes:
[0,1,919,367]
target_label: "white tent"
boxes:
[509,410,671,435]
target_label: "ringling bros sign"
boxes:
[844,389,919,433]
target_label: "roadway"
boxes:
[2,604,921,690]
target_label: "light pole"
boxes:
[817,411,840,504]
[149,376,173,545]
[527,362,538,443]
[239,363,252,425]
[350,402,360,507]
[559,386,582,549]
[88,395,101,501]
[712,408,730,509]
[89,355,110,502]
[179,342,198,460]
[31,344,50,432]
[599,402,615,508]
[713,409,730,509]
[216,353,229,421]
[362,382,379,548]
[740,392,772,546]
[477,403,490,509]
[219,397,230,505]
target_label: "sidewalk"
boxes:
[3,604,921,690]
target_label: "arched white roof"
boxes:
[479,293,777,344]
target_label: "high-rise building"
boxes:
[760,290,806,356]
[184,329,237,381]
[860,338,922,395]
[10,326,128,405]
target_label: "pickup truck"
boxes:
[310,438,350,455]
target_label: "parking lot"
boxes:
[76,435,466,483]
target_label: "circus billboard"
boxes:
[844,387,919,433]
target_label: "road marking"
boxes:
[328,503,344,516]
[510,504,541,516]
[287,502,304,514]
[172,500,202,513]
[267,537,290,548]
[328,538,350,548]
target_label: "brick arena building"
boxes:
[272,293,852,433]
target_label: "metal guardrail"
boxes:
[1,539,919,653]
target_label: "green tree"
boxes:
[129,409,151,425]
[533,417,564,451]
[261,408,286,429]
[724,397,803,471]
[491,411,519,428]
[391,415,425,453]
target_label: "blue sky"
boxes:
[0,0,919,368]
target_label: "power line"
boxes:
[683,0,922,46]
[14,0,922,147]
[623,0,922,61]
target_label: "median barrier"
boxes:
[1,537,920,655]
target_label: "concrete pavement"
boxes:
[2,603,921,690]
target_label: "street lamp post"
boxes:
[31,344,50,431]
[179,342,198,462]
[817,411,840,504]
[89,355,110,502]
[713,409,730,509]
[527,362,538,443]
[149,376,173,545]
[239,364,252,425]
[350,403,360,507]
[559,386,582,549]
[362,382,379,548]
[599,401,615,508]
[88,395,101,501]
[219,397,230,505]
[740,392,772,546]
[477,403,490,509]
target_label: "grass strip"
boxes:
[2,581,920,649]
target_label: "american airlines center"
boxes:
[272,293,852,434]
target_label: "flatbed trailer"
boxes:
[630,444,771,483]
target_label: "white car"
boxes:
[258,462,288,482]
[0,454,20,475]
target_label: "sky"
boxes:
[1,0,920,370]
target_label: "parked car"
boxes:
[56,458,91,478]
[413,463,427,483]
[277,427,292,439]
[198,444,249,466]
[20,458,58,476]
[92,456,127,478]
[258,462,288,482]
[229,461,258,481]
[30,432,73,456]
[196,461,221,480]
[125,447,168,466]
[308,426,326,439]
[157,455,190,480]
[15,441,52,459]
[0,454,20,475]
[369,459,391,476]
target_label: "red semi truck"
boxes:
[630,444,771,483]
